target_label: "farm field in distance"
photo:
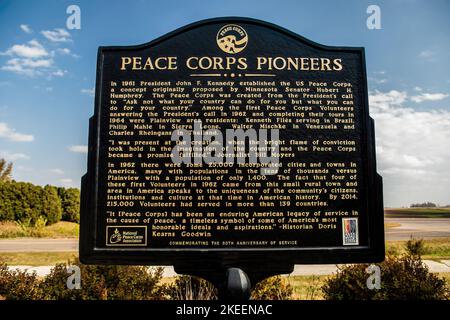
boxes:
[385,207,450,218]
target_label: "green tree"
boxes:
[10,182,42,223]
[57,187,80,223]
[0,181,68,225]
[42,185,62,225]
[0,182,15,220]
[0,158,13,182]
[410,202,437,208]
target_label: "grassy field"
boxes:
[0,251,77,266]
[1,237,449,265]
[144,275,330,300]
[385,208,450,218]
[0,221,79,238]
[286,275,328,300]
[287,273,450,300]
[386,237,450,260]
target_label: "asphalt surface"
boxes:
[0,238,78,252]
[385,217,450,241]
[0,218,449,252]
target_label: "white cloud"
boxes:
[368,71,387,85]
[68,145,88,153]
[0,150,30,161]
[81,88,95,97]
[20,58,52,68]
[2,39,48,58]
[1,40,54,76]
[368,90,407,109]
[369,90,450,206]
[1,58,53,76]
[1,38,76,77]
[54,48,79,58]
[20,24,33,34]
[419,50,435,59]
[0,122,34,142]
[368,77,387,84]
[410,93,449,103]
[49,168,64,175]
[51,69,67,77]
[59,178,73,185]
[414,86,423,92]
[41,28,71,42]
[56,48,71,55]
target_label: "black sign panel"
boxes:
[80,17,384,271]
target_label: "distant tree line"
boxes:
[0,180,80,225]
[0,159,80,225]
[410,202,437,208]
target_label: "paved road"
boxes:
[0,218,449,252]
[0,238,78,252]
[385,217,450,241]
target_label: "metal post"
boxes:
[218,268,251,301]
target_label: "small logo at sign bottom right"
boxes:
[342,217,359,245]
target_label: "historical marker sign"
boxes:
[80,18,384,274]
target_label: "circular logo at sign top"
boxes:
[216,24,248,54]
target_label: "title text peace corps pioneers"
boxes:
[119,56,344,71]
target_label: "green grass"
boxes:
[385,208,450,218]
[437,273,450,283]
[0,221,79,239]
[285,273,450,300]
[0,238,448,265]
[285,275,328,300]
[154,275,330,300]
[386,237,450,260]
[0,252,77,266]
[44,221,79,238]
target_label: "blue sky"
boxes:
[0,0,449,207]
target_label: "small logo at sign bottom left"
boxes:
[342,218,359,245]
[106,226,147,246]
